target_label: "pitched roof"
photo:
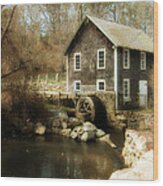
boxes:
[65,15,153,55]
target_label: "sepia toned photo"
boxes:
[1,1,157,180]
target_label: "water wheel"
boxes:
[76,97,95,122]
[75,96,108,130]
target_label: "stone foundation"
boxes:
[95,92,116,122]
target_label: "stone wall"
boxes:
[95,92,116,123]
[115,111,154,130]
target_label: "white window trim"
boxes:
[123,48,130,69]
[97,48,106,69]
[96,79,106,91]
[74,52,81,71]
[140,51,146,70]
[114,46,118,110]
[74,80,81,91]
[123,78,130,101]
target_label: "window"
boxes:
[74,80,81,91]
[97,48,106,69]
[123,49,130,69]
[123,79,130,101]
[96,79,106,91]
[74,53,81,71]
[140,52,146,70]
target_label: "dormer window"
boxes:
[140,52,146,70]
[74,53,81,71]
[123,48,130,69]
[97,48,106,69]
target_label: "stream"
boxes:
[1,134,123,179]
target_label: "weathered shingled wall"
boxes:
[68,21,114,92]
[117,48,154,110]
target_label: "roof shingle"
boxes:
[87,15,153,53]
[65,15,153,55]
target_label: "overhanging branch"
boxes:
[1,59,32,79]
[1,5,17,44]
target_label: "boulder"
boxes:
[52,118,61,128]
[83,121,97,132]
[68,117,82,128]
[35,122,46,135]
[80,131,95,142]
[58,111,68,121]
[110,150,153,180]
[99,134,117,148]
[73,126,84,135]
[70,126,84,140]
[61,129,71,137]
[95,129,106,138]
[61,121,68,129]
[70,130,78,139]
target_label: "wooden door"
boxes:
[139,80,148,107]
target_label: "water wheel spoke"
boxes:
[79,100,84,108]
[79,100,86,112]
[86,110,93,114]
[86,104,91,110]
[83,103,92,112]
[76,96,96,122]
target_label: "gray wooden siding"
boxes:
[68,21,114,92]
[117,47,154,110]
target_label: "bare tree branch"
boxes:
[1,59,32,79]
[1,5,17,44]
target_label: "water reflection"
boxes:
[1,136,123,179]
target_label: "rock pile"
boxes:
[51,111,116,147]
[19,110,116,148]
[35,122,46,135]
[52,114,116,148]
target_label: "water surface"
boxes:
[1,136,123,179]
